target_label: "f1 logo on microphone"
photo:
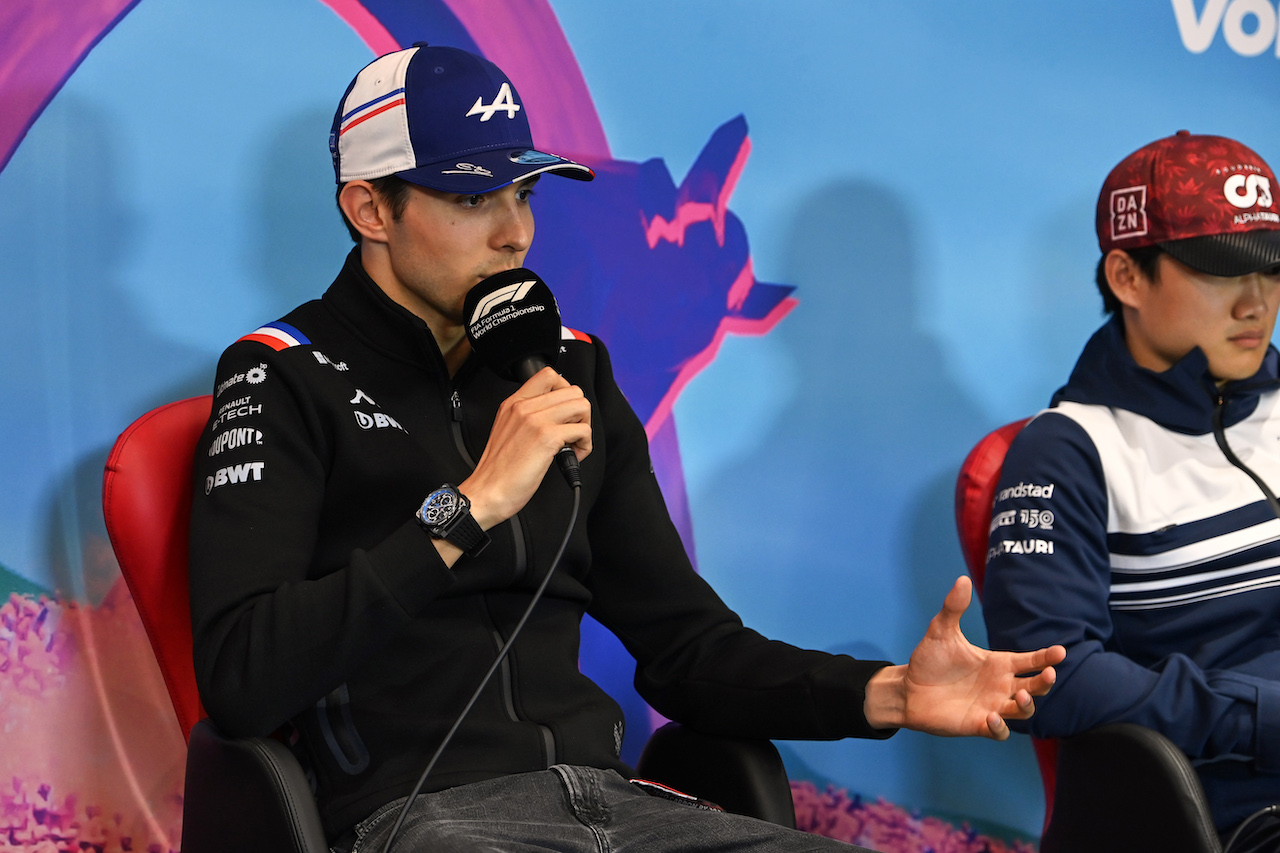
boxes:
[469,280,537,326]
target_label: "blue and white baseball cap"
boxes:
[330,43,594,193]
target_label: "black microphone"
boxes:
[464,268,582,488]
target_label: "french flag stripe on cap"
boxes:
[341,99,406,136]
[561,326,591,343]
[340,89,406,135]
[239,321,310,351]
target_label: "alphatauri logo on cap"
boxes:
[466,82,521,122]
[1224,173,1273,209]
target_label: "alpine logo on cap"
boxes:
[1110,185,1148,241]
[466,82,521,122]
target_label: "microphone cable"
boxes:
[379,482,581,853]
[1223,803,1280,853]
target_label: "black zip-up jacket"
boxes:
[189,249,894,837]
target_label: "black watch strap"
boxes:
[417,485,490,558]
[440,511,489,557]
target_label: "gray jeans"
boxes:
[343,765,871,852]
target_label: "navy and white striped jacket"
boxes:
[983,315,1280,831]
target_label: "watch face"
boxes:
[421,488,459,527]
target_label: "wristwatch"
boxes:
[416,484,490,557]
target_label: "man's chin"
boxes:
[1213,356,1268,383]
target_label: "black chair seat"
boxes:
[180,718,796,851]
[1041,722,1220,853]
[636,722,796,829]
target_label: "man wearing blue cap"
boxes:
[188,43,1064,851]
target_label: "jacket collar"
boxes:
[1051,314,1280,435]
[321,247,453,377]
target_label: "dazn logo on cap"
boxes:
[1110,186,1148,241]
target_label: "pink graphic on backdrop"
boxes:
[524,113,797,443]
[791,783,1037,853]
[0,0,141,175]
[442,0,611,160]
[642,135,750,250]
[0,587,184,852]
[315,0,398,56]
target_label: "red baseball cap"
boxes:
[1096,131,1280,276]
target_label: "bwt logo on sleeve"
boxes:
[205,461,265,494]
[1175,0,1280,57]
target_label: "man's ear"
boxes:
[338,181,389,244]
[1105,249,1151,311]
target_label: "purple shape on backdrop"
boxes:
[322,0,478,57]
[0,0,142,175]
[527,114,796,432]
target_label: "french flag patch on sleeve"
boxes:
[239,321,311,351]
[561,326,591,343]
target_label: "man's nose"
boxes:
[1235,275,1272,319]
[492,199,532,253]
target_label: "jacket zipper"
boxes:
[448,390,530,581]
[1212,392,1280,520]
[449,388,554,766]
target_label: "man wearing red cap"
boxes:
[188,43,1065,852]
[984,131,1280,849]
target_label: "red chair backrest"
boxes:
[954,418,1031,596]
[954,417,1061,833]
[103,395,213,742]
